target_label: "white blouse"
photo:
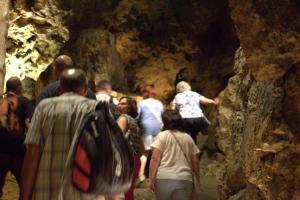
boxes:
[172,90,204,118]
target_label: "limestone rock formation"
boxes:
[0,0,9,93]
[204,1,300,199]
[71,28,127,90]
[2,1,300,200]
[211,47,300,199]
[110,0,238,101]
[228,2,300,198]
[229,0,300,81]
[59,0,238,101]
[5,0,69,97]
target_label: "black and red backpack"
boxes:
[69,102,134,195]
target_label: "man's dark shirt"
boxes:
[17,96,30,137]
[0,95,30,155]
[36,80,96,106]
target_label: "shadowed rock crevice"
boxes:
[55,0,239,101]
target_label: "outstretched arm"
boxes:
[200,96,219,106]
[20,144,41,200]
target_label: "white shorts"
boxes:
[142,135,157,150]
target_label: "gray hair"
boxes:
[176,81,191,93]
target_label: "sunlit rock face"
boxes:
[5,1,68,86]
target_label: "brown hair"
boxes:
[162,110,183,130]
[119,96,138,118]
[6,76,22,93]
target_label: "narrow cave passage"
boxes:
[3,0,299,200]
[0,0,265,200]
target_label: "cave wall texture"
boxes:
[0,0,10,94]
[212,1,300,199]
[3,0,300,199]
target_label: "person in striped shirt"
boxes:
[21,69,105,200]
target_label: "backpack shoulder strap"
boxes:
[169,131,193,171]
[60,109,96,197]
[144,102,163,127]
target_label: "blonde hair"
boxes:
[176,81,191,93]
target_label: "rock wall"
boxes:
[229,0,300,82]
[0,0,9,93]
[60,0,238,101]
[71,28,127,90]
[3,0,300,199]
[5,0,69,84]
[211,48,300,200]
[209,1,300,199]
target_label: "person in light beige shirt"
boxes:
[148,110,200,200]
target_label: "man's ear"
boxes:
[79,85,88,96]
[84,85,88,96]
[57,85,63,96]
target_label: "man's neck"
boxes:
[97,90,109,95]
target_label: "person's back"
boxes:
[28,94,97,199]
[36,80,96,106]
[173,90,204,118]
[22,69,98,200]
[148,110,200,200]
[139,98,164,135]
[172,81,219,142]
[0,77,30,198]
[0,93,29,154]
[153,130,196,180]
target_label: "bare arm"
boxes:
[117,116,128,133]
[148,148,162,192]
[200,96,219,106]
[191,154,200,182]
[20,144,41,200]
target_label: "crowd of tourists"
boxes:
[0,54,219,200]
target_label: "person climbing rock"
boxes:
[171,81,219,142]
